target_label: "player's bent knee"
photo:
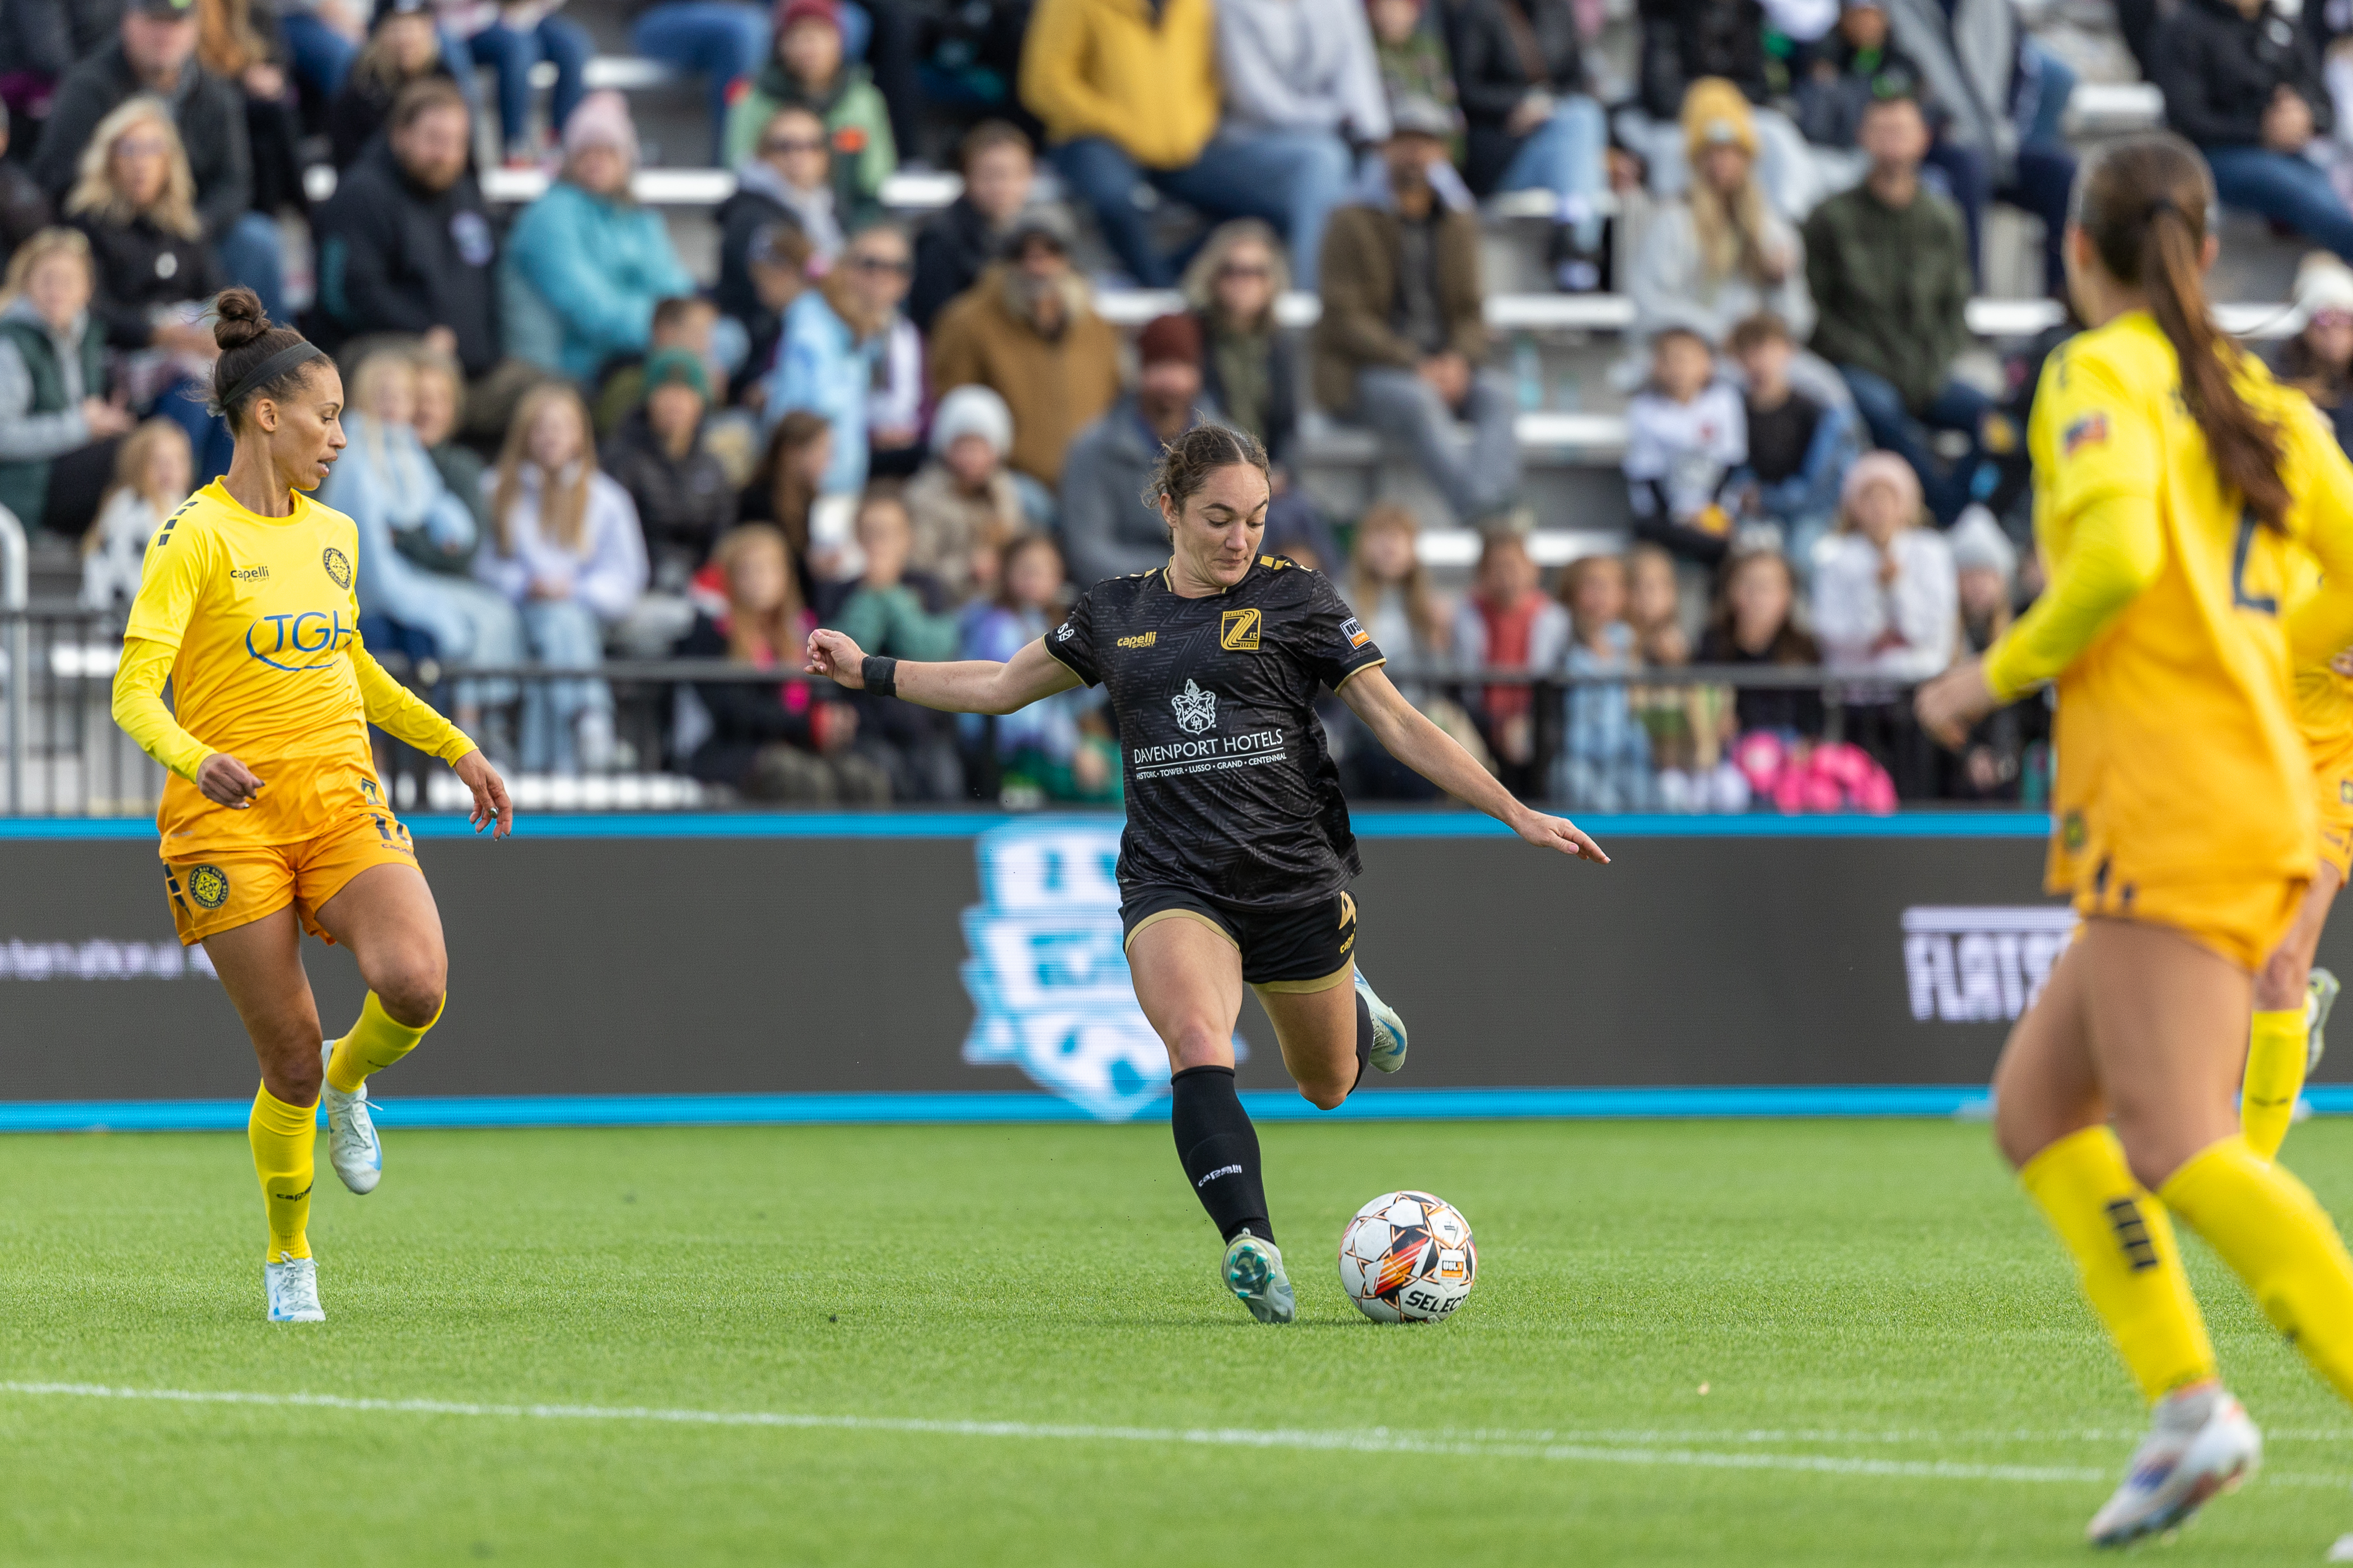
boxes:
[1163,1021,1233,1072]
[1297,1080,1349,1112]
[372,961,447,1028]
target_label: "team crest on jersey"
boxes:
[360,776,381,806]
[322,546,352,589]
[2062,414,2108,456]
[188,864,231,910]
[1220,609,1261,652]
[1171,678,1217,734]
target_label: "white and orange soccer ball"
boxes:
[1336,1190,1477,1323]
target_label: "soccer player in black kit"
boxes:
[806,426,1608,1322]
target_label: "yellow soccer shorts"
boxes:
[2070,861,2307,973]
[2313,729,2353,882]
[164,809,417,947]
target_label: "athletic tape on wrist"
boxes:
[863,656,899,699]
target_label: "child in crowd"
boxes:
[1451,530,1568,794]
[829,486,965,799]
[596,295,725,437]
[1367,0,1464,163]
[2281,252,2353,456]
[1944,504,2035,799]
[737,409,834,600]
[675,522,886,802]
[603,348,740,654]
[1725,312,1852,569]
[1624,325,1747,567]
[1624,540,1743,809]
[1342,503,1486,797]
[1553,553,1653,811]
[1697,546,1824,737]
[476,383,650,774]
[958,533,1119,804]
[1793,0,1928,151]
[1812,450,1955,797]
[413,348,489,537]
[724,0,896,196]
[905,383,1029,605]
[80,419,189,611]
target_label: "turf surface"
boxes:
[5,1118,2353,1565]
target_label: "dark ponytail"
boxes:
[1141,423,1270,516]
[2075,134,2290,529]
[207,287,326,432]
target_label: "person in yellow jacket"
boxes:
[2237,552,2350,1162]
[110,289,513,1326]
[1019,0,1351,288]
[1917,135,2353,1553]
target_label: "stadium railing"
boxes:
[0,610,2028,819]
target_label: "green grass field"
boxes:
[6,1118,2353,1565]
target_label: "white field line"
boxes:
[4,1380,2347,1489]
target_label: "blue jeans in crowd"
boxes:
[213,210,287,322]
[1052,129,1351,288]
[1496,95,1608,252]
[519,598,613,774]
[1348,364,1524,525]
[2204,146,2353,263]
[1837,364,1992,527]
[631,2,768,158]
[469,16,594,149]
[278,11,358,97]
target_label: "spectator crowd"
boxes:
[1,0,2347,808]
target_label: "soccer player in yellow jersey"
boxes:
[110,290,513,1324]
[2240,554,2351,1160]
[1918,137,2353,1552]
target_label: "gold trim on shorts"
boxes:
[1122,906,1239,953]
[1253,960,1355,995]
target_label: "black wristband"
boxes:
[862,656,899,699]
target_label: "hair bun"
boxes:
[211,287,272,352]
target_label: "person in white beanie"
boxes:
[2281,250,2353,455]
[903,383,1032,605]
[1943,501,2035,798]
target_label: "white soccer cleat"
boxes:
[1355,968,1408,1074]
[319,1039,381,1195]
[2085,1384,2259,1547]
[2328,1532,2353,1561]
[264,1256,325,1323]
[1222,1230,1296,1324]
[2310,968,2340,1076]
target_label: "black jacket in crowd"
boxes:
[34,44,253,242]
[69,210,225,349]
[2150,0,2334,148]
[0,164,55,274]
[1191,307,1300,470]
[311,138,501,377]
[907,194,1001,333]
[1637,0,1770,119]
[0,0,124,83]
[600,410,738,588]
[674,611,823,788]
[1451,0,1589,195]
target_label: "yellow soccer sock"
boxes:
[2161,1135,2353,1406]
[325,990,444,1094]
[2019,1125,2218,1401]
[249,1084,316,1263]
[2242,1008,2309,1161]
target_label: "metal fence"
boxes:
[0,607,2037,818]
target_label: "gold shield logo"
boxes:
[1220,609,1261,652]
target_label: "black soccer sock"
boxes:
[1352,989,1374,1095]
[1170,1065,1272,1246]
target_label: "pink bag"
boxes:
[1733,732,1898,815]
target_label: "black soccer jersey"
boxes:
[1042,556,1387,910]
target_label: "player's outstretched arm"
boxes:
[1339,666,1608,864]
[805,629,1081,715]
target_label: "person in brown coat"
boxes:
[1311,97,1521,523]
[927,207,1123,490]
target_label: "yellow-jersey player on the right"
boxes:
[2240,554,2353,1160]
[1917,133,2353,1553]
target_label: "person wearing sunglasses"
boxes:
[760,218,918,498]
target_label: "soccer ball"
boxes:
[1336,1190,1477,1323]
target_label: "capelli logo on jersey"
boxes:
[1116,631,1157,650]
[230,565,270,582]
[1902,906,2075,1023]
[244,609,356,671]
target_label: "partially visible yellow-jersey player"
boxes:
[1916,134,2353,1551]
[110,289,512,1326]
[2240,553,2353,1160]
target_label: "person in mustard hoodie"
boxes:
[1019,0,1352,287]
